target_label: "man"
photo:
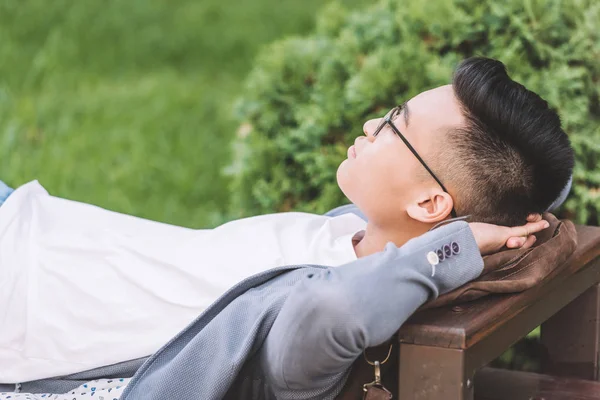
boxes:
[118,57,574,399]
[0,57,573,399]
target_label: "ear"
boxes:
[406,191,454,223]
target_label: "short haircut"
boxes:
[447,57,574,226]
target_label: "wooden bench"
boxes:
[393,224,600,399]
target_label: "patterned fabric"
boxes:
[0,359,145,395]
[0,378,130,399]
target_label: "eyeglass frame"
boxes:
[372,106,458,219]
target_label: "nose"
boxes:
[362,118,380,141]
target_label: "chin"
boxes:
[336,161,348,190]
[336,162,356,204]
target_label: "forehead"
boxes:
[399,85,465,141]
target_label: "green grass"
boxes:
[0,0,365,227]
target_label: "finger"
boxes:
[511,220,549,237]
[527,213,542,222]
[506,236,527,248]
[520,234,537,250]
[507,234,537,249]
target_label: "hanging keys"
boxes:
[362,345,393,400]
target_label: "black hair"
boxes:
[448,57,574,225]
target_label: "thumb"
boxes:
[506,236,527,248]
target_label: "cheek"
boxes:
[362,171,411,222]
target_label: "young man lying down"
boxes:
[0,57,573,399]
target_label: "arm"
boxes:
[260,221,483,399]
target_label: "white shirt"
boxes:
[0,181,367,383]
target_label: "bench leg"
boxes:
[541,283,600,380]
[398,343,474,400]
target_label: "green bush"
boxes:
[230,0,600,225]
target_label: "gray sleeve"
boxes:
[260,221,483,399]
[323,203,367,221]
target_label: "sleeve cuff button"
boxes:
[444,244,452,258]
[427,251,440,265]
[436,248,445,262]
[451,241,460,254]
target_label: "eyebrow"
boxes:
[401,101,410,127]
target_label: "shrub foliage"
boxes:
[230,0,600,225]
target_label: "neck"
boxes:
[353,219,430,258]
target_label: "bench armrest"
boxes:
[398,224,600,374]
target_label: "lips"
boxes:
[347,145,357,159]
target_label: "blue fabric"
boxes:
[0,181,13,207]
[323,203,367,221]
[547,175,573,212]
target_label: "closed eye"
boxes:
[374,104,404,139]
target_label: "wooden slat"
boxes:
[541,283,600,380]
[474,367,600,400]
[398,345,473,400]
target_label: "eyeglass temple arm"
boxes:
[385,119,458,218]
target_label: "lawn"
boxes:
[0,0,365,228]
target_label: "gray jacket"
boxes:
[119,205,483,399]
[3,205,484,399]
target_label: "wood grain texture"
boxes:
[541,283,600,380]
[474,367,600,400]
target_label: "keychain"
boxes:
[362,344,393,400]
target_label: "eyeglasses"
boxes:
[372,106,458,219]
